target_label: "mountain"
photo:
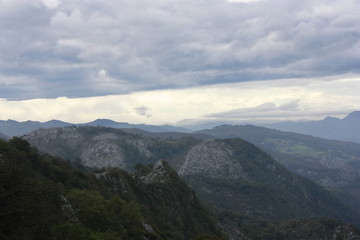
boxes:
[0,138,223,240]
[0,119,73,137]
[262,111,360,143]
[4,132,360,240]
[172,138,360,225]
[0,119,190,137]
[195,124,360,213]
[23,126,207,170]
[23,126,360,230]
[120,127,211,140]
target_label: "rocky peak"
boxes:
[177,139,247,179]
[139,160,169,184]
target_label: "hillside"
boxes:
[0,138,223,240]
[195,125,360,213]
[263,111,360,143]
[171,138,360,226]
[23,126,202,170]
[23,126,360,229]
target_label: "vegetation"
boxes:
[195,124,360,214]
[5,128,360,240]
[0,138,222,240]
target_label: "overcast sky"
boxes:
[1,0,360,125]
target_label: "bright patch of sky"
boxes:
[1,75,359,125]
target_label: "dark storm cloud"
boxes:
[1,0,359,100]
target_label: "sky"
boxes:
[1,0,360,125]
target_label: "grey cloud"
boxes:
[1,0,360,100]
[134,106,152,118]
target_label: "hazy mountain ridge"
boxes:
[262,111,360,143]
[195,124,360,213]
[23,126,360,229]
[0,118,190,137]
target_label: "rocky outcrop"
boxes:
[333,225,360,240]
[178,139,247,179]
[81,141,125,169]
[139,160,168,184]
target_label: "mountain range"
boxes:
[3,136,360,239]
[2,110,360,239]
[23,126,360,229]
[0,119,190,137]
[195,124,360,213]
[1,111,360,144]
[262,111,360,143]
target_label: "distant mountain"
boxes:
[0,119,190,137]
[24,126,360,230]
[262,111,360,143]
[120,127,211,140]
[82,119,191,133]
[196,124,360,213]
[0,119,72,137]
[0,132,9,140]
[176,119,235,131]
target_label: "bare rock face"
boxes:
[319,154,352,169]
[81,141,125,169]
[333,225,360,240]
[139,160,168,184]
[178,139,247,179]
[23,126,155,169]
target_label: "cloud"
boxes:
[0,0,360,100]
[133,106,152,118]
[1,76,359,124]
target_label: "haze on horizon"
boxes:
[1,0,359,125]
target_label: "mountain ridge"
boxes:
[23,126,360,228]
[195,124,360,214]
[262,111,360,143]
[0,118,190,137]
